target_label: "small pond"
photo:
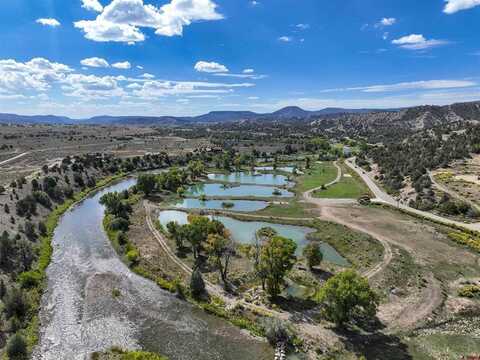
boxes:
[255,166,296,174]
[173,198,269,212]
[207,172,292,186]
[186,183,294,198]
[158,210,349,266]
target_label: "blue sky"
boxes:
[0,0,479,118]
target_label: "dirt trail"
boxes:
[302,162,445,331]
[320,206,393,280]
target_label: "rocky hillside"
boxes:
[311,101,480,140]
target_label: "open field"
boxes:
[313,163,370,199]
[0,124,210,185]
[295,161,338,192]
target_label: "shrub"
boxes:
[126,249,139,264]
[260,318,294,346]
[6,333,28,360]
[18,270,42,289]
[458,285,480,298]
[190,268,206,299]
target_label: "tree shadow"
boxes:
[333,326,413,360]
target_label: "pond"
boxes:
[207,172,293,186]
[255,166,296,174]
[186,183,294,198]
[33,178,273,360]
[173,198,269,212]
[158,210,349,266]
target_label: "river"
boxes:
[33,178,273,360]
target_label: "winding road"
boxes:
[345,158,480,232]
[0,151,29,167]
[301,161,393,279]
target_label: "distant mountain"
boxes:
[2,101,479,127]
[0,106,379,125]
[0,113,73,125]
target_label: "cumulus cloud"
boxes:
[80,57,110,68]
[75,0,223,43]
[375,17,396,28]
[36,18,61,27]
[112,61,131,69]
[0,58,73,94]
[194,61,228,73]
[141,73,155,79]
[243,68,254,74]
[392,34,449,50]
[444,0,480,14]
[321,79,477,93]
[278,36,292,42]
[131,79,254,99]
[63,73,125,99]
[82,0,104,12]
[295,23,310,30]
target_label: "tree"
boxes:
[38,221,47,237]
[24,221,37,240]
[315,270,378,326]
[6,333,27,360]
[137,174,157,196]
[0,185,5,194]
[259,236,297,298]
[190,267,206,299]
[205,233,235,283]
[303,242,323,269]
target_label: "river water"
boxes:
[33,178,273,360]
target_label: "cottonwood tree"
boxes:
[315,270,378,326]
[303,242,323,270]
[205,233,235,284]
[259,236,297,298]
[136,174,157,196]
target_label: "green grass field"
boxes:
[254,199,315,218]
[313,163,370,199]
[296,161,338,192]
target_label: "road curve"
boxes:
[345,158,480,232]
[301,161,392,279]
[0,151,29,167]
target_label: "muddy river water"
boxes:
[33,178,273,360]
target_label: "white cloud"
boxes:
[392,34,449,50]
[243,68,254,74]
[251,1,259,5]
[214,73,267,80]
[136,65,144,69]
[62,73,125,99]
[321,79,477,93]
[296,23,310,30]
[82,0,104,12]
[278,36,292,42]
[80,57,110,68]
[375,17,396,28]
[112,61,131,69]
[194,61,228,73]
[141,73,155,79]
[0,58,73,94]
[444,0,480,14]
[36,18,61,27]
[75,0,223,43]
[131,79,254,99]
[247,96,259,100]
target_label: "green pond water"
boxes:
[207,172,293,186]
[174,198,269,212]
[186,183,294,198]
[255,166,296,174]
[158,210,349,266]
